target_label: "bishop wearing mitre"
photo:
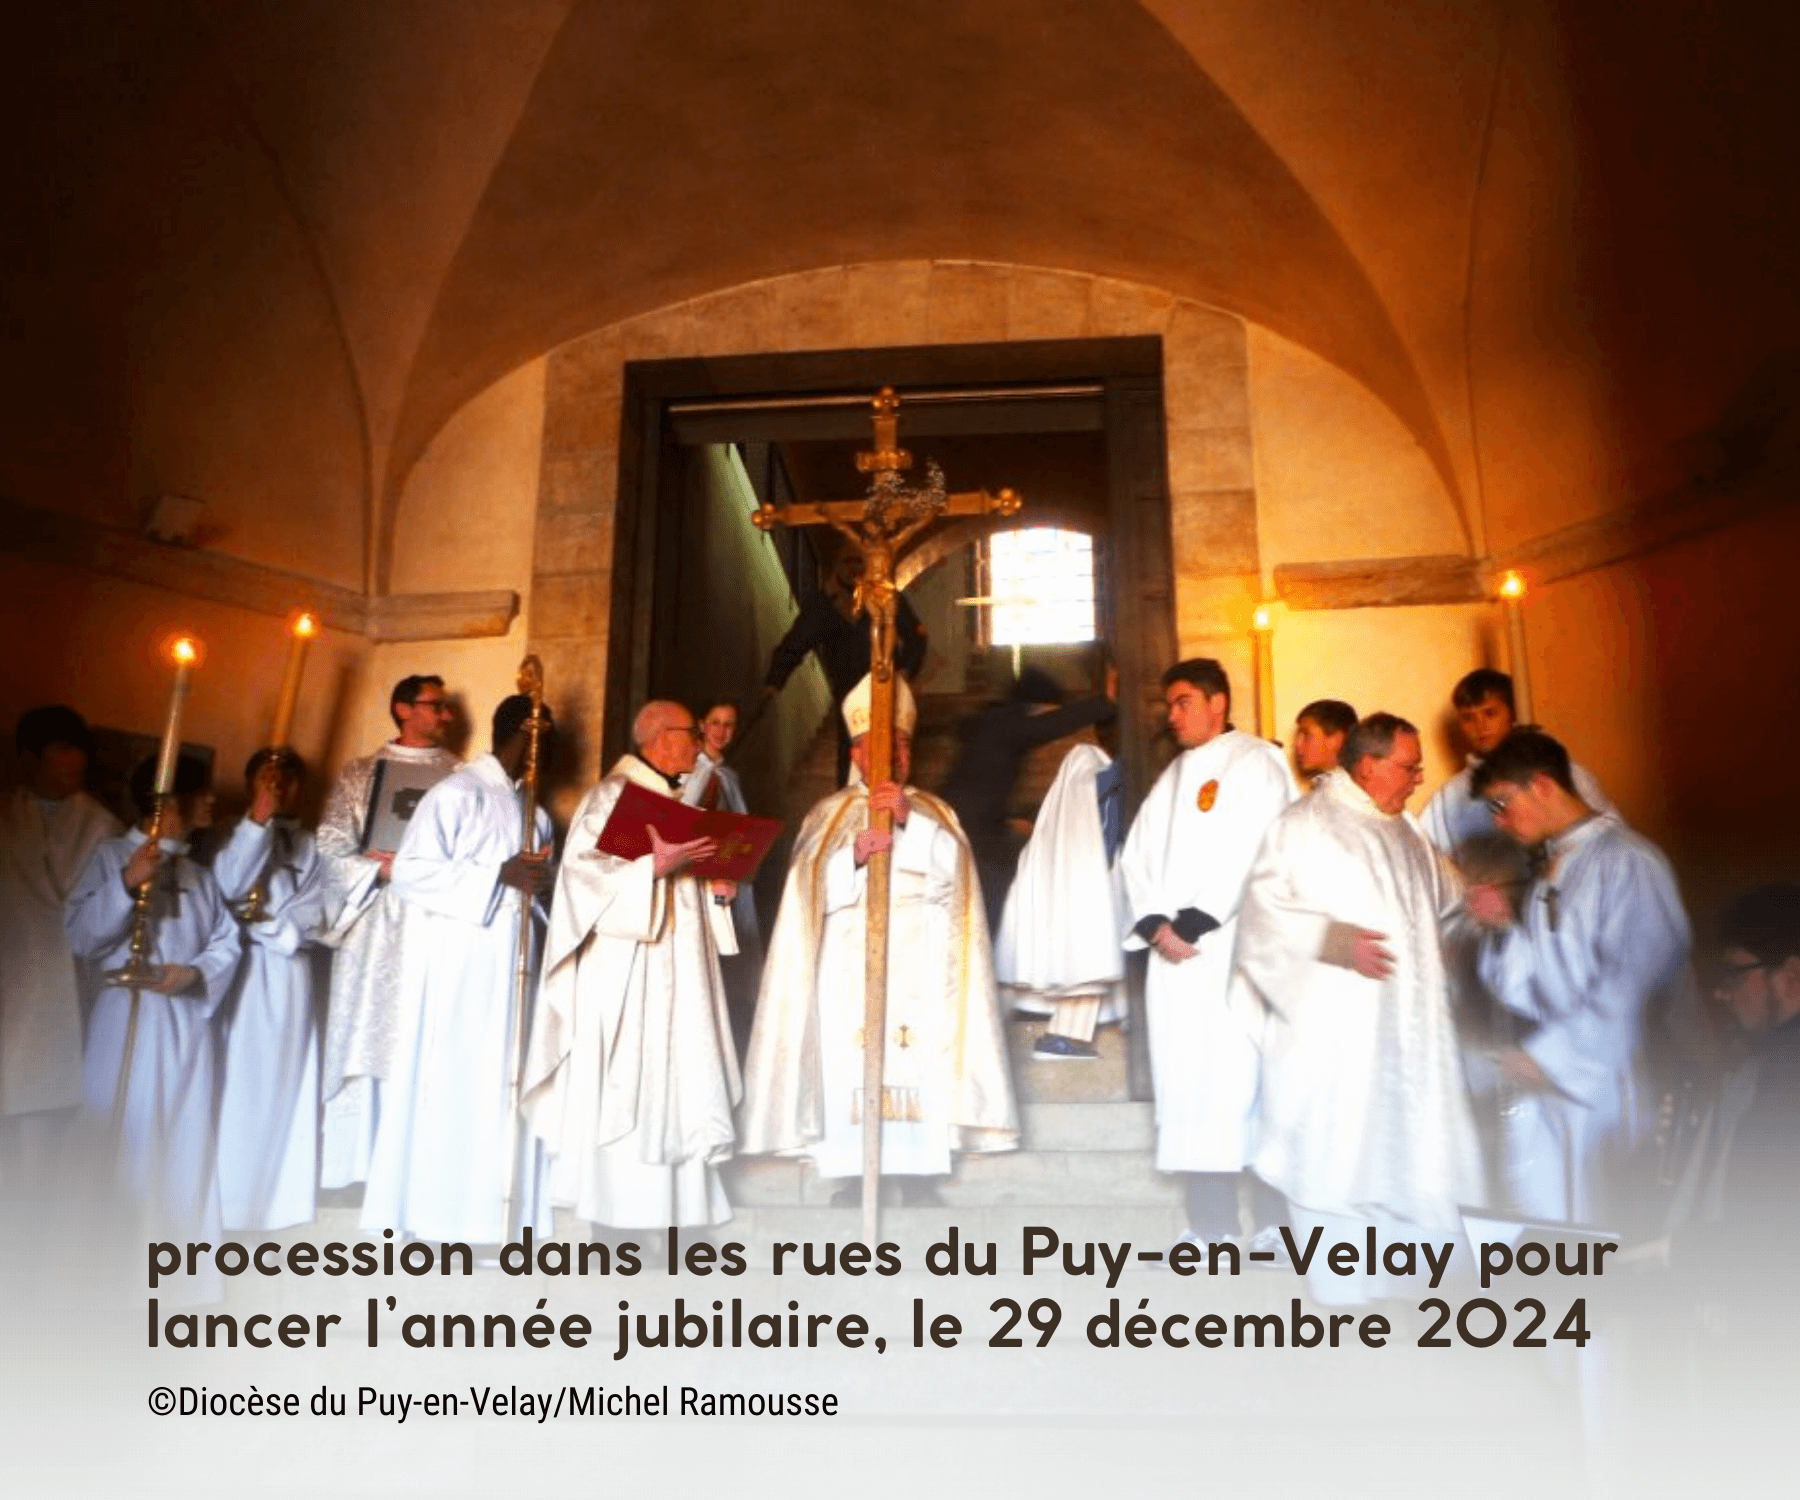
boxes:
[741,673,1017,1201]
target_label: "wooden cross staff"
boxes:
[754,387,1021,1245]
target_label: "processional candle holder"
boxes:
[233,610,318,925]
[107,632,202,1123]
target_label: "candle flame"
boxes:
[171,636,199,665]
[1499,570,1526,600]
[1252,604,1273,632]
[292,612,319,639]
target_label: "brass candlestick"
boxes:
[105,795,170,1126]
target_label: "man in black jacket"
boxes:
[940,664,1117,931]
[761,549,928,785]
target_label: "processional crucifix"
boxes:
[754,388,1022,1245]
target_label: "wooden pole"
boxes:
[502,657,546,1239]
[859,600,898,1249]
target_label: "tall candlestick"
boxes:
[268,611,319,747]
[1251,604,1276,739]
[153,636,200,796]
[1499,571,1534,724]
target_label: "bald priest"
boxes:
[523,699,742,1231]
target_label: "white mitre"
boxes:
[841,671,918,737]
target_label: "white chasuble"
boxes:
[1232,770,1484,1232]
[1119,730,1295,1173]
[741,781,1018,1178]
[0,787,120,1121]
[523,755,740,1229]
[212,816,328,1231]
[1476,812,1689,1224]
[66,831,241,1280]
[995,743,1125,1022]
[360,754,552,1242]
[314,741,460,1188]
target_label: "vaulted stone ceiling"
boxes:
[7,1,1795,593]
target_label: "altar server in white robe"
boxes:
[742,674,1018,1200]
[1421,668,1614,854]
[1467,729,1690,1225]
[361,695,554,1242]
[211,749,328,1231]
[1119,658,1294,1243]
[995,740,1126,1060]
[680,698,763,1060]
[524,700,740,1228]
[0,706,120,1178]
[66,755,239,1273]
[315,674,459,1188]
[1234,713,1484,1302]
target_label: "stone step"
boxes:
[720,1142,1174,1209]
[1019,1099,1155,1152]
[1006,1015,1129,1103]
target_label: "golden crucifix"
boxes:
[753,387,1021,1243]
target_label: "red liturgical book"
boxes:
[595,780,783,883]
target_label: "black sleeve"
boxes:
[765,596,831,689]
[1133,914,1168,943]
[1171,907,1220,944]
[1013,694,1116,751]
[895,593,928,679]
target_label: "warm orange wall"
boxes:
[1529,504,1800,910]
[0,555,366,823]
[1247,325,1469,568]
[1267,601,1496,801]
[334,359,547,771]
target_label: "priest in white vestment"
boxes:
[1233,714,1485,1302]
[524,700,741,1228]
[314,674,459,1188]
[742,675,1017,1200]
[66,755,240,1296]
[0,707,120,1178]
[994,741,1126,1060]
[1467,729,1691,1226]
[1119,658,1294,1243]
[212,749,328,1231]
[1420,668,1614,854]
[361,695,554,1243]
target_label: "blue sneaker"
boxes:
[1033,1034,1099,1061]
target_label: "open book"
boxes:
[595,779,782,883]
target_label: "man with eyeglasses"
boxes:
[315,673,460,1190]
[522,700,742,1235]
[1661,886,1800,1280]
[1464,728,1690,1226]
[1233,713,1482,1300]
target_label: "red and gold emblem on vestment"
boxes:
[1197,779,1219,812]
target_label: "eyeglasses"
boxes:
[664,724,701,740]
[1716,958,1768,983]
[408,697,450,714]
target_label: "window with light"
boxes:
[985,527,1097,645]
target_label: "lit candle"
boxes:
[153,636,200,797]
[1499,571,1534,724]
[1251,603,1275,739]
[268,611,319,747]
